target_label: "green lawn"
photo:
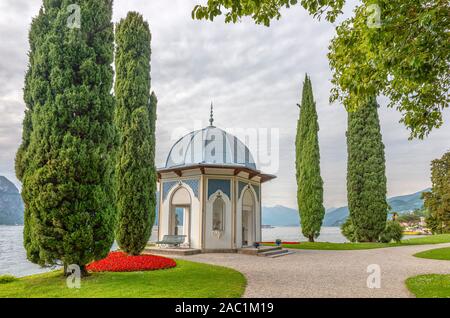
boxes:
[266,234,450,250]
[0,260,246,298]
[406,274,450,298]
[414,247,450,260]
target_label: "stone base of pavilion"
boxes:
[144,246,202,256]
[143,245,284,257]
[237,246,282,256]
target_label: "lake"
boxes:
[0,225,346,277]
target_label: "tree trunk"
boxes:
[80,265,89,278]
[308,235,315,243]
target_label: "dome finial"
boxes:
[209,102,214,126]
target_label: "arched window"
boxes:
[212,196,225,232]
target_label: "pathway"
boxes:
[173,243,450,298]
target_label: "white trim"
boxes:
[236,185,260,248]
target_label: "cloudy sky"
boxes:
[0,0,449,209]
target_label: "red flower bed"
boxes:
[87,251,176,272]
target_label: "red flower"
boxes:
[87,251,176,272]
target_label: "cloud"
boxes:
[0,0,449,209]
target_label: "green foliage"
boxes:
[0,275,17,284]
[346,97,388,242]
[396,208,426,224]
[20,0,116,268]
[192,0,345,25]
[329,1,449,139]
[341,218,357,242]
[192,0,450,138]
[379,221,404,243]
[344,218,403,244]
[423,151,450,234]
[295,75,325,242]
[114,12,157,255]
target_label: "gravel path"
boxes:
[173,243,450,298]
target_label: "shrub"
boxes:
[341,218,357,242]
[0,275,17,284]
[379,221,404,243]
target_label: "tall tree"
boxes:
[423,151,450,234]
[192,0,449,138]
[21,0,116,274]
[295,74,325,242]
[346,97,388,242]
[16,6,50,264]
[114,12,157,255]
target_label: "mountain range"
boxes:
[262,188,430,227]
[0,176,24,225]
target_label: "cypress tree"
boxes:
[114,12,157,255]
[346,97,388,242]
[295,74,325,242]
[21,0,116,274]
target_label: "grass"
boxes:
[265,234,450,250]
[0,260,246,298]
[0,275,17,284]
[414,247,450,260]
[406,274,450,298]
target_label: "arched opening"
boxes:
[170,187,191,246]
[242,189,255,246]
[212,195,225,233]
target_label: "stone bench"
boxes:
[155,235,186,247]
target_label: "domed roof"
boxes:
[165,126,257,170]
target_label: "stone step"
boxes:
[257,249,294,258]
[238,246,281,255]
[269,250,296,258]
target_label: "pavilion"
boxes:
[156,105,276,252]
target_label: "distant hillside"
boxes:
[262,205,299,226]
[263,188,430,227]
[387,189,429,212]
[0,176,24,225]
[322,206,349,227]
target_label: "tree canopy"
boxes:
[329,1,449,139]
[424,151,450,234]
[114,12,157,255]
[295,75,325,242]
[20,0,116,271]
[346,97,388,242]
[192,0,346,25]
[192,0,450,139]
